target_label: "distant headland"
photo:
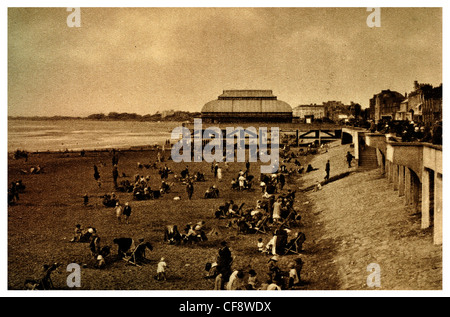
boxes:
[8,111,201,122]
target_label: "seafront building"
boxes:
[293,104,325,123]
[201,90,293,123]
[370,81,442,126]
[395,81,442,126]
[369,89,406,123]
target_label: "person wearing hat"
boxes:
[216,241,233,288]
[156,257,168,281]
[267,255,282,283]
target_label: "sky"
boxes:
[7,7,442,117]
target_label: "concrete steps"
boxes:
[359,146,378,169]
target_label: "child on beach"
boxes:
[257,238,264,253]
[247,269,258,289]
[156,257,168,281]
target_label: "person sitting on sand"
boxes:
[226,269,245,290]
[204,185,219,199]
[70,224,83,242]
[247,269,259,289]
[160,181,170,194]
[133,238,153,264]
[231,178,239,190]
[30,165,41,174]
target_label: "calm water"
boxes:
[8,119,183,152]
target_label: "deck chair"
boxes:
[254,215,270,234]
[279,209,299,229]
[284,232,306,255]
[123,241,153,266]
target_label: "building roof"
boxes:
[202,90,292,113]
[202,99,292,113]
[293,104,325,109]
[218,90,275,99]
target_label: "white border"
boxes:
[2,0,448,298]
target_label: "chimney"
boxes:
[414,80,419,90]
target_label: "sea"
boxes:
[7,119,184,153]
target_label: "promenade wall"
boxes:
[364,133,443,245]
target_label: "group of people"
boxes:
[70,225,111,269]
[260,172,286,194]
[163,221,208,244]
[371,119,442,145]
[262,227,306,256]
[231,169,254,191]
[101,192,119,207]
[234,190,299,235]
[30,146,309,289]
[131,173,172,200]
[115,202,132,224]
[205,241,303,290]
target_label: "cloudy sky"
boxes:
[8,7,442,117]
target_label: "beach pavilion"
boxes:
[201,90,293,123]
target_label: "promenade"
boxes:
[298,140,442,290]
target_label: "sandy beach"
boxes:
[7,142,441,290]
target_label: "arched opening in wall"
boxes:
[341,132,353,145]
[379,150,385,169]
[426,168,435,227]
[409,168,422,215]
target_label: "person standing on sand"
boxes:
[217,167,223,181]
[238,174,246,191]
[186,181,194,200]
[214,164,219,178]
[325,160,330,180]
[93,165,100,184]
[112,150,119,166]
[115,202,123,223]
[112,165,119,188]
[123,202,131,224]
[272,198,282,223]
[346,151,354,168]
[156,257,168,281]
[83,194,89,206]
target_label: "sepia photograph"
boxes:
[5,3,445,297]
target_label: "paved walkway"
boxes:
[297,141,442,290]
